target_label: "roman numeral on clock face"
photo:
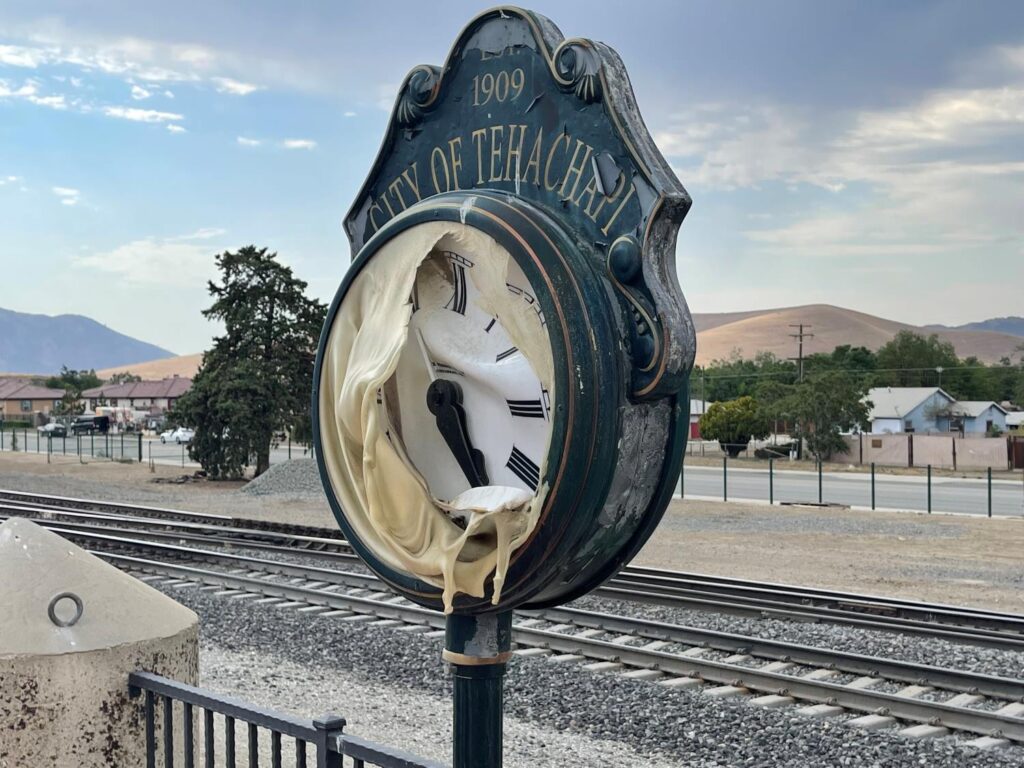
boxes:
[445,263,468,315]
[506,445,540,491]
[507,399,545,418]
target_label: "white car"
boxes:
[160,427,194,444]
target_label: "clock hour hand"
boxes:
[426,379,489,487]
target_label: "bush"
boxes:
[699,396,770,457]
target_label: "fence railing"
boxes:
[128,672,444,768]
[0,426,144,462]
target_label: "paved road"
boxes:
[678,464,1024,517]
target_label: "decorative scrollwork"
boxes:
[395,66,440,127]
[554,41,602,104]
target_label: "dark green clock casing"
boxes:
[313,6,695,614]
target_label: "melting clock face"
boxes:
[383,246,553,512]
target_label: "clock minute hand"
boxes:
[426,379,489,487]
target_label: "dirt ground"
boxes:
[2,452,1022,613]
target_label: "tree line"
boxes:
[694,332,1024,405]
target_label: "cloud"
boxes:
[102,105,184,123]
[0,78,69,110]
[75,231,224,286]
[281,138,316,150]
[211,76,260,95]
[130,84,152,100]
[236,136,261,147]
[343,111,357,117]
[52,186,80,206]
[166,124,186,133]
[163,90,175,98]
[170,227,226,241]
[0,175,22,186]
[0,44,49,68]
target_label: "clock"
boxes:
[313,7,695,617]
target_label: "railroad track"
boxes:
[34,531,1024,749]
[3,488,1024,652]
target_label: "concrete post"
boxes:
[0,518,198,766]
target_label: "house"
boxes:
[689,399,708,439]
[0,379,65,424]
[1007,412,1024,432]
[952,401,1008,435]
[865,387,956,434]
[82,376,192,416]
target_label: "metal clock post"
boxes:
[313,8,696,768]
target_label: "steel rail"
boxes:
[72,525,1024,700]
[105,552,1024,743]
[6,489,1024,650]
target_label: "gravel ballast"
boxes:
[161,584,1023,768]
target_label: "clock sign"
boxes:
[313,6,696,617]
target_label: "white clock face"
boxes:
[384,247,553,504]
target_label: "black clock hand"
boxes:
[426,379,489,487]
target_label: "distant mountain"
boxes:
[926,317,1024,338]
[0,307,174,375]
[692,304,1024,366]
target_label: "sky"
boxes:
[1,1,1023,356]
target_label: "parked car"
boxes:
[37,422,67,437]
[169,427,194,444]
[159,429,176,443]
[71,415,110,435]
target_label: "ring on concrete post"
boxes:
[48,591,84,627]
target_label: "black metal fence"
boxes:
[0,426,143,462]
[129,672,444,768]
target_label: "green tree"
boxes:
[874,331,958,388]
[783,373,871,462]
[172,246,327,478]
[45,366,101,416]
[699,396,770,457]
[107,371,142,385]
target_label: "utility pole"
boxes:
[788,323,814,382]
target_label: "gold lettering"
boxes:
[600,183,636,236]
[401,162,422,203]
[448,137,463,190]
[380,193,397,218]
[470,128,487,185]
[523,128,543,185]
[488,125,505,182]
[544,133,570,192]
[559,139,593,199]
[430,147,450,194]
[368,200,387,233]
[387,176,410,211]
[504,124,527,182]
[575,171,602,217]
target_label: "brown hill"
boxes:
[96,353,202,380]
[693,304,1023,366]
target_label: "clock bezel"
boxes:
[313,190,622,613]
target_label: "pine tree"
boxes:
[172,246,326,478]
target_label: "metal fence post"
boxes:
[769,458,774,504]
[817,460,823,504]
[138,433,143,463]
[680,459,685,499]
[181,443,185,468]
[871,462,876,510]
[927,465,932,514]
[288,434,292,460]
[988,467,992,518]
[723,456,728,502]
[312,714,345,768]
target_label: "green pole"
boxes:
[138,433,143,463]
[723,456,728,502]
[445,612,511,768]
[871,462,876,510]
[988,467,992,518]
[769,458,774,504]
[817,460,823,504]
[927,465,932,514]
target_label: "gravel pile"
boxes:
[163,584,1024,768]
[241,459,324,497]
